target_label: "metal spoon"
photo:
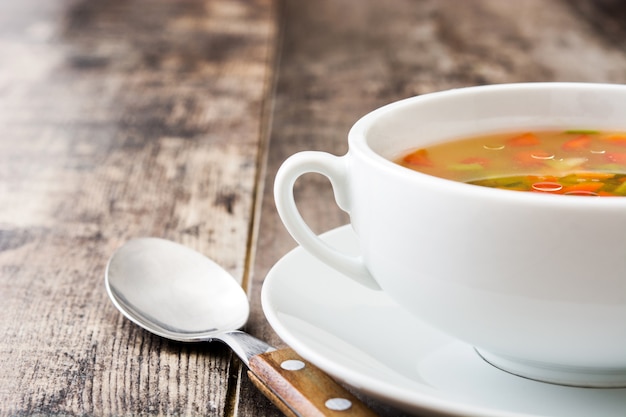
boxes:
[105,237,377,417]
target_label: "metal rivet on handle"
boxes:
[280,359,305,371]
[325,398,352,411]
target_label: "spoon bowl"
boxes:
[105,237,377,417]
[106,238,248,341]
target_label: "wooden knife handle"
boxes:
[248,348,378,417]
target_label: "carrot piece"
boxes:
[562,135,591,150]
[403,149,433,167]
[562,182,604,194]
[605,135,626,146]
[605,152,626,165]
[459,157,490,167]
[506,133,540,147]
[513,151,545,167]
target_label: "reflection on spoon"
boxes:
[105,237,377,417]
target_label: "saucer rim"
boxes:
[261,225,544,417]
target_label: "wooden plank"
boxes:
[3,0,626,416]
[244,0,626,415]
[0,0,278,416]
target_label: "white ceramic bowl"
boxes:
[274,83,626,387]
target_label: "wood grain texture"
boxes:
[245,0,626,416]
[3,0,626,416]
[0,0,277,415]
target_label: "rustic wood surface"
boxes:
[1,0,626,416]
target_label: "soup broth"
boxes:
[395,130,626,196]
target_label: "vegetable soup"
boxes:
[395,130,626,196]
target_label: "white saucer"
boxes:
[261,225,626,417]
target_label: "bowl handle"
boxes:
[274,151,380,290]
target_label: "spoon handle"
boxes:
[248,347,379,417]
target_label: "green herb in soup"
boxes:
[395,130,626,196]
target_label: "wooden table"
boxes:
[2,0,625,416]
